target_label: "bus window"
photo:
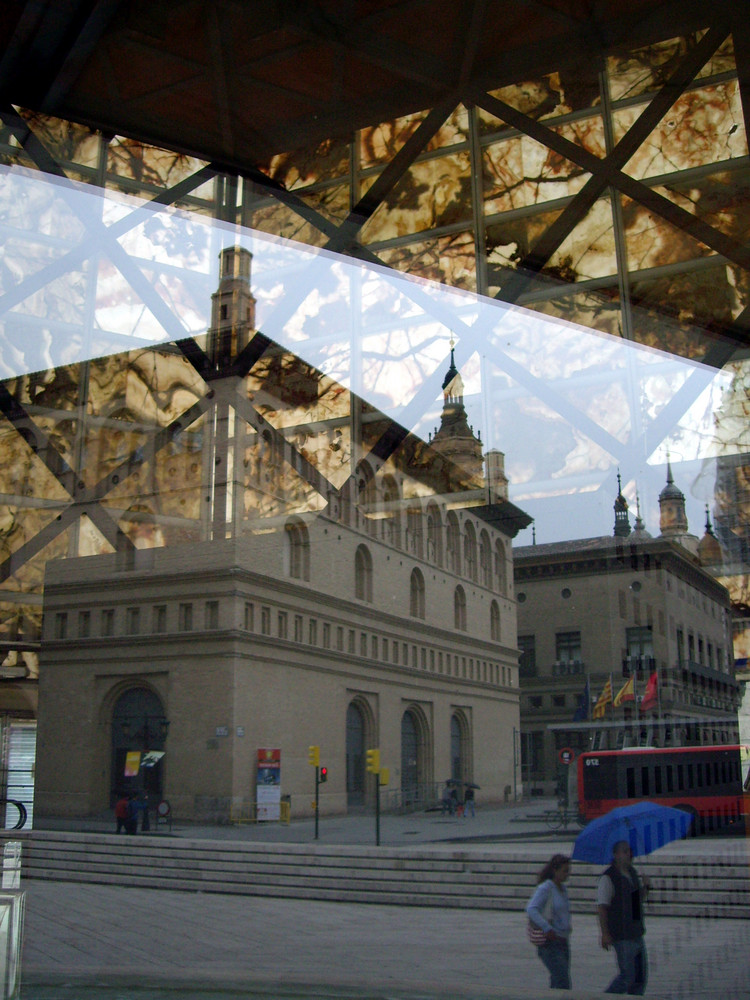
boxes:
[696,763,703,787]
[687,763,693,787]
[654,767,662,794]
[626,767,635,798]
[666,766,673,792]
[714,762,720,785]
[641,766,649,796]
[677,764,684,790]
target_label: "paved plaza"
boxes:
[18,802,750,999]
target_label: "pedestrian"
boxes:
[440,787,453,815]
[526,853,572,990]
[139,792,151,832]
[114,793,129,834]
[125,792,139,835]
[597,840,651,994]
[463,785,475,818]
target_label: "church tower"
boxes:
[658,458,689,538]
[428,342,484,487]
[207,246,256,369]
[613,472,631,537]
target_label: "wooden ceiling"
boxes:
[0,0,723,170]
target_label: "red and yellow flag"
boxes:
[592,678,613,719]
[613,676,635,707]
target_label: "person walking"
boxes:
[526,853,572,990]
[114,793,129,834]
[597,840,651,994]
[463,785,475,818]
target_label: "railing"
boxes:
[551,660,584,676]
[380,782,442,814]
[621,655,656,676]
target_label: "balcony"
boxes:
[551,660,584,677]
[622,655,655,677]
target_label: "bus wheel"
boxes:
[675,804,700,837]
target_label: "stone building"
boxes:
[34,250,530,822]
[515,476,739,794]
[1,5,749,834]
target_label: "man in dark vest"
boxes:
[597,840,651,994]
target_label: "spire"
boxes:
[658,456,688,537]
[613,471,631,537]
[631,489,651,539]
[441,337,464,400]
[428,339,483,488]
[698,504,722,566]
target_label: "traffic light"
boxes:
[319,766,328,783]
[308,745,320,767]
[365,748,380,773]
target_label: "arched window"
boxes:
[286,519,310,580]
[426,503,443,566]
[454,585,467,630]
[494,539,507,594]
[446,512,461,574]
[490,599,501,641]
[346,701,366,808]
[479,530,492,587]
[382,475,401,548]
[406,508,423,559]
[450,714,462,781]
[357,461,378,538]
[355,544,373,602]
[410,568,425,619]
[450,711,471,784]
[464,521,477,581]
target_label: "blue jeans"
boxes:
[607,937,648,994]
[538,938,571,990]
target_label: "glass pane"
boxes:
[360,105,470,170]
[608,31,737,103]
[360,150,472,242]
[378,231,476,290]
[483,118,604,215]
[617,81,748,179]
[259,138,351,188]
[478,63,601,135]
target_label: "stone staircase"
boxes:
[4,830,749,919]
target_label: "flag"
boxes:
[592,678,613,719]
[640,671,658,711]
[572,678,590,721]
[613,676,635,707]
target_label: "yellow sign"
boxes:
[124,751,141,777]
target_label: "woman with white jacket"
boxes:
[526,853,573,990]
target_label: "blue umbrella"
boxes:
[572,801,694,864]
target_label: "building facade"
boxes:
[515,481,739,794]
[33,249,529,822]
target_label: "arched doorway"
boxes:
[451,714,462,781]
[401,708,430,806]
[346,702,366,808]
[110,687,167,806]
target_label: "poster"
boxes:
[124,751,142,777]
[256,748,281,821]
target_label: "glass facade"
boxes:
[0,6,749,994]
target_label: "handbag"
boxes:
[527,883,554,946]
[527,921,548,946]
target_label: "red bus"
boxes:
[577,745,748,833]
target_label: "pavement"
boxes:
[16,800,750,999]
